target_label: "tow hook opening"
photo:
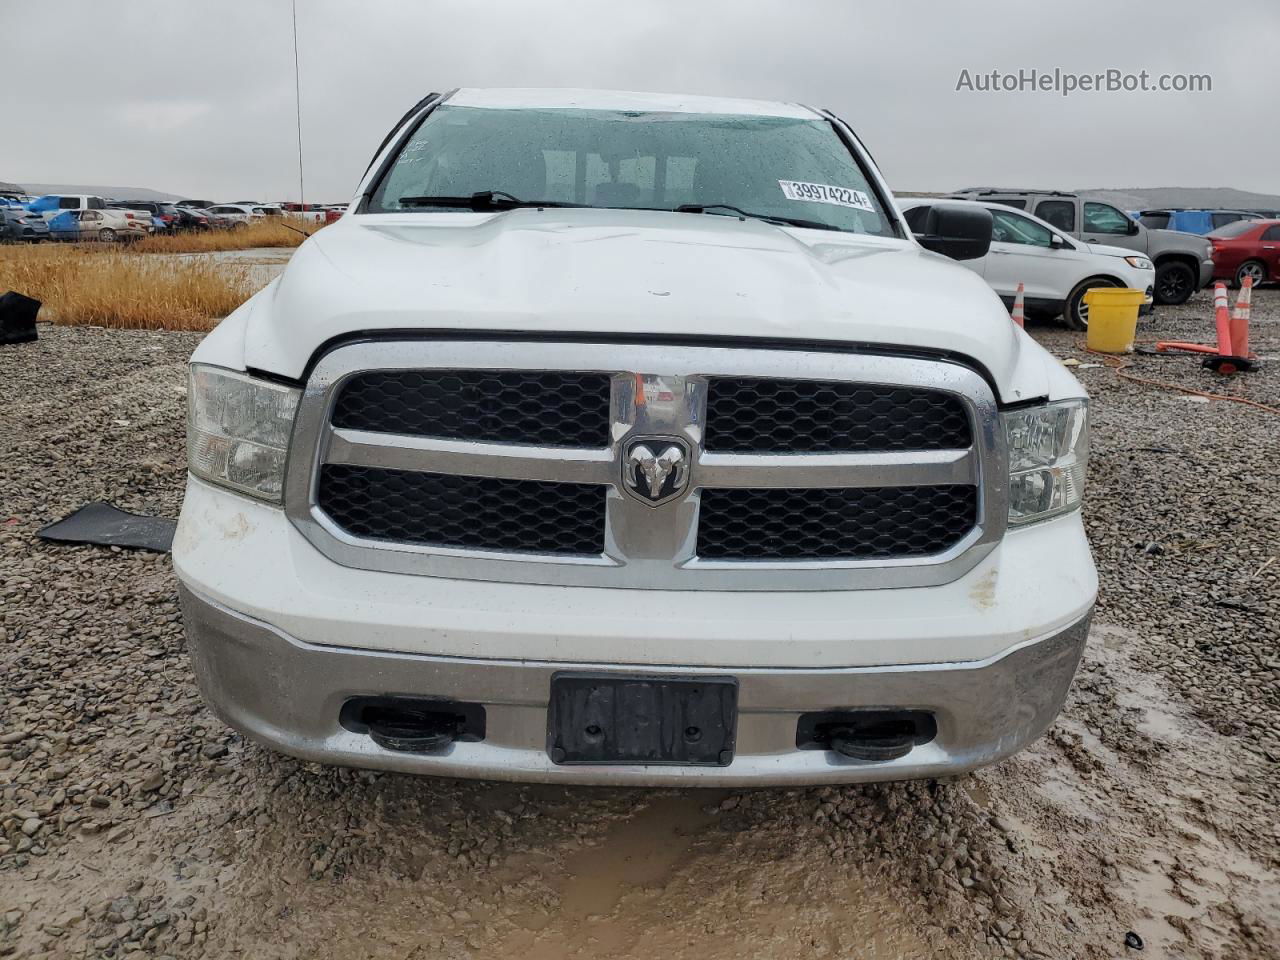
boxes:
[339,697,486,754]
[796,710,937,762]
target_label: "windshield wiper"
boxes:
[398,190,585,210]
[674,203,841,232]
[396,193,843,230]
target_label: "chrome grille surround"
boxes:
[284,341,1008,591]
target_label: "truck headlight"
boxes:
[1003,399,1088,525]
[1124,255,1153,270]
[187,365,300,502]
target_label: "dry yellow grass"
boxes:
[0,244,254,331]
[132,216,321,254]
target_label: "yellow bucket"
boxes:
[1083,287,1145,353]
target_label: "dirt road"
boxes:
[2,292,1277,959]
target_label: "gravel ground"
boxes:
[1,292,1278,960]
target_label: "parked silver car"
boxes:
[49,209,149,243]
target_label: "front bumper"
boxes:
[179,585,1091,786]
[1140,285,1155,315]
[173,477,1096,668]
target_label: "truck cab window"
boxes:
[1083,202,1132,235]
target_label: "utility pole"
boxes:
[291,0,305,208]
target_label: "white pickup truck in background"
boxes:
[24,194,111,221]
[174,88,1096,786]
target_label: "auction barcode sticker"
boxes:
[778,180,875,212]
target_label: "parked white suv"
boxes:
[205,204,269,226]
[175,88,1096,786]
[900,197,1155,329]
[950,188,1213,306]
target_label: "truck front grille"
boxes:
[696,485,978,560]
[704,378,971,452]
[318,465,606,555]
[332,370,611,447]
[287,341,1005,591]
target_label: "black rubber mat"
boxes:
[37,502,176,553]
[0,291,40,345]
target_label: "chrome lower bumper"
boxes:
[179,586,1091,787]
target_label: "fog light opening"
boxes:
[796,710,937,762]
[339,696,486,754]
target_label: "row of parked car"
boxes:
[903,189,1279,328]
[0,192,345,243]
[1131,207,1280,235]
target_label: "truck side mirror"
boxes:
[1127,219,1140,235]
[915,204,993,261]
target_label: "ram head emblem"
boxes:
[622,439,690,506]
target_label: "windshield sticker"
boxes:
[778,180,875,212]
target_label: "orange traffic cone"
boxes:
[1157,282,1238,355]
[1212,282,1232,355]
[1010,283,1025,328]
[1155,279,1259,372]
[1201,280,1258,374]
[1231,276,1253,359]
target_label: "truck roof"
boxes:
[448,87,818,119]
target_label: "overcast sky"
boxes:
[2,0,1276,202]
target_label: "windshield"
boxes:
[1207,220,1257,239]
[368,105,893,236]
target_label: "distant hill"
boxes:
[18,183,181,201]
[1074,187,1280,212]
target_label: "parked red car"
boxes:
[1208,219,1280,287]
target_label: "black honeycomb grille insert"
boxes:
[331,370,611,447]
[696,485,977,560]
[704,378,971,452]
[318,465,605,556]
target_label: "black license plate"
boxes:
[548,673,737,766]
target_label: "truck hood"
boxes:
[1150,227,1212,254]
[242,208,1056,402]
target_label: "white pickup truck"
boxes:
[174,88,1096,786]
[24,194,109,222]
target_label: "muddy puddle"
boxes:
[556,792,713,920]
[483,791,935,960]
[992,625,1280,960]
[160,247,294,287]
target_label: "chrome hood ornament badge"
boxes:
[622,438,690,506]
